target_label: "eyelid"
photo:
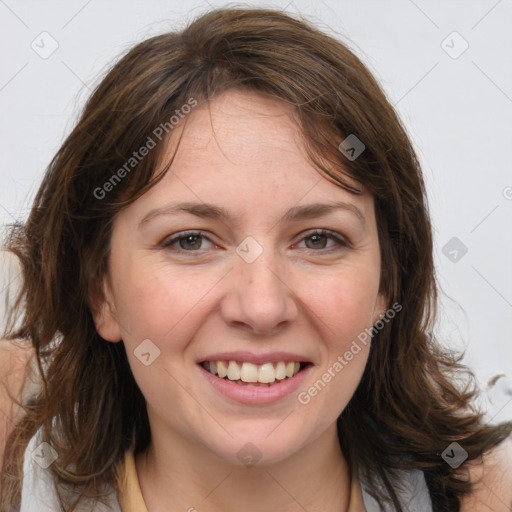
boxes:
[295,228,350,248]
[160,228,350,254]
[160,230,216,251]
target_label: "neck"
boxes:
[135,423,351,512]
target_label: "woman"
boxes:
[1,7,511,512]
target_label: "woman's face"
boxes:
[94,89,387,466]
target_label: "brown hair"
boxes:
[1,7,510,512]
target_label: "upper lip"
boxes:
[198,351,313,365]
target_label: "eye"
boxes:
[295,229,349,251]
[160,229,349,255]
[161,231,214,252]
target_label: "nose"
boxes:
[219,244,298,335]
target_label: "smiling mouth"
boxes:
[200,360,311,387]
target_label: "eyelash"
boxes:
[160,229,349,255]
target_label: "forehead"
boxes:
[122,89,374,227]
[172,90,310,170]
[162,90,362,189]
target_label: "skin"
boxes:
[0,88,509,510]
[0,339,36,469]
[92,89,389,511]
[459,437,512,511]
[1,90,510,511]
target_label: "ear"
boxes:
[372,291,389,326]
[89,275,123,343]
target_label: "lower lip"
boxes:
[198,364,312,405]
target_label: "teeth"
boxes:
[258,363,275,383]
[240,362,258,383]
[227,361,241,381]
[217,361,228,378]
[275,361,287,380]
[203,360,305,384]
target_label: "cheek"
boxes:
[311,266,381,346]
[113,265,207,423]
[319,269,379,408]
[112,261,216,342]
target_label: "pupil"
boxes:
[181,235,200,250]
[308,234,325,249]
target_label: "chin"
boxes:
[203,425,309,468]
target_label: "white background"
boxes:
[1,0,511,419]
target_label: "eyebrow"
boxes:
[138,200,366,228]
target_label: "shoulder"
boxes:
[0,338,36,403]
[0,337,35,370]
[0,338,37,460]
[460,435,512,511]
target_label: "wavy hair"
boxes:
[1,7,510,512]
